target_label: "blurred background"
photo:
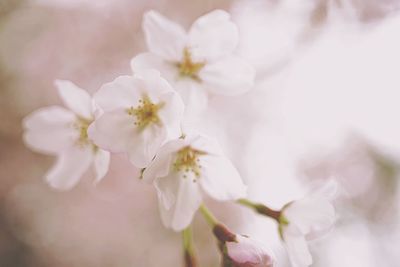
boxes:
[1,0,400,266]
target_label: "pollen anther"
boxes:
[73,117,96,150]
[176,48,206,82]
[127,95,164,131]
[173,146,206,178]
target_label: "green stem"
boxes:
[199,204,218,226]
[183,226,195,254]
[182,226,197,267]
[237,198,256,209]
[237,198,281,222]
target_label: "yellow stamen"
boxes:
[127,95,164,131]
[173,146,207,180]
[176,48,206,82]
[73,117,96,150]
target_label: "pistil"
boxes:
[127,95,164,131]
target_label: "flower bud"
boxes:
[224,235,275,267]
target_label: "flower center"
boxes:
[73,117,96,150]
[176,48,205,82]
[127,95,164,131]
[173,146,206,179]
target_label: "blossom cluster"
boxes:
[23,9,336,267]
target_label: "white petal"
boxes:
[143,10,187,61]
[131,53,178,82]
[200,56,255,96]
[309,179,338,200]
[155,171,203,231]
[199,155,246,201]
[189,134,224,156]
[23,106,77,155]
[157,91,185,140]
[126,124,167,168]
[284,198,335,238]
[155,172,180,211]
[175,80,208,116]
[283,182,337,239]
[142,139,187,183]
[94,75,141,111]
[283,232,312,267]
[55,80,93,119]
[45,146,93,190]
[188,10,239,61]
[133,69,176,101]
[93,149,110,183]
[88,109,135,153]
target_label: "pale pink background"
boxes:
[1,0,400,266]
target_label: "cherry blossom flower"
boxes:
[225,235,275,267]
[279,181,337,267]
[88,70,184,168]
[131,9,255,112]
[142,134,247,231]
[23,80,110,190]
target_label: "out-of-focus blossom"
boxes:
[332,0,400,21]
[143,134,246,231]
[23,80,110,190]
[231,0,319,73]
[131,9,255,113]
[225,234,275,267]
[88,70,184,168]
[300,139,374,198]
[34,0,116,9]
[279,181,336,267]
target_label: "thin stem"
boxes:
[199,204,218,227]
[183,226,195,254]
[237,198,281,222]
[182,226,197,267]
[237,198,256,209]
[199,204,236,243]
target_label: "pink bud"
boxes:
[225,235,275,267]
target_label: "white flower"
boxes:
[131,9,255,112]
[88,70,184,168]
[225,235,275,267]
[23,80,110,190]
[280,181,337,267]
[142,134,247,231]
